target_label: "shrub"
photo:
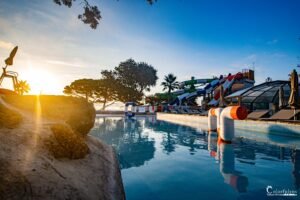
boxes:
[45,124,89,159]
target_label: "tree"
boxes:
[161,73,179,102]
[113,58,158,102]
[16,80,30,95]
[188,76,196,93]
[136,62,158,93]
[53,0,157,29]
[63,78,97,101]
[265,77,272,82]
[146,93,174,105]
[63,76,118,109]
[64,58,157,107]
[95,70,118,110]
[53,0,101,29]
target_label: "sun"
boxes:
[21,67,61,95]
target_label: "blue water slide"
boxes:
[172,79,220,105]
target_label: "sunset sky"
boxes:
[0,0,299,94]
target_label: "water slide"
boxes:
[172,78,215,96]
[172,78,222,105]
[179,78,215,88]
[208,72,243,106]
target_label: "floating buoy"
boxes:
[219,106,247,143]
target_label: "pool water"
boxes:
[90,115,300,200]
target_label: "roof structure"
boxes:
[226,80,295,110]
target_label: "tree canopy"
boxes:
[15,80,30,95]
[115,59,158,93]
[63,78,97,101]
[161,73,179,102]
[63,58,158,109]
[53,0,157,29]
[146,93,176,105]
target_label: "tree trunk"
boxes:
[168,88,171,103]
[102,99,107,110]
[139,87,144,94]
[85,93,89,102]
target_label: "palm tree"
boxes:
[161,73,179,103]
[16,80,30,95]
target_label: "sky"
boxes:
[0,0,299,95]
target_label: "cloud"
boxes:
[267,39,278,45]
[246,54,257,61]
[46,60,83,68]
[271,53,286,58]
[0,40,14,49]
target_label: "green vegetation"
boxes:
[64,79,98,102]
[0,104,22,129]
[15,80,30,95]
[45,124,89,159]
[64,58,158,109]
[161,73,179,102]
[3,95,95,136]
[146,93,177,105]
[53,0,157,29]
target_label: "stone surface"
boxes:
[0,96,125,200]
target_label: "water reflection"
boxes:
[292,149,300,189]
[90,115,300,195]
[207,134,249,193]
[219,142,248,193]
[146,120,208,155]
[92,117,155,169]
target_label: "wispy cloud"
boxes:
[267,39,278,45]
[230,54,257,70]
[0,40,14,49]
[46,60,83,68]
[270,53,286,58]
[246,54,257,61]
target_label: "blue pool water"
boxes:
[90,115,300,200]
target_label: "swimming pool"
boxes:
[90,115,300,200]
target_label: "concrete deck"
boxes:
[157,113,300,149]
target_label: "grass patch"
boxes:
[0,104,22,129]
[45,124,89,159]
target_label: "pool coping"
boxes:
[157,113,300,149]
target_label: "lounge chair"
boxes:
[178,107,188,114]
[186,108,198,114]
[191,109,201,114]
[170,108,178,114]
[199,110,208,116]
[269,109,300,120]
[247,110,270,119]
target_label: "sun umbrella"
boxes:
[288,69,299,120]
[278,85,286,109]
[5,46,18,66]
